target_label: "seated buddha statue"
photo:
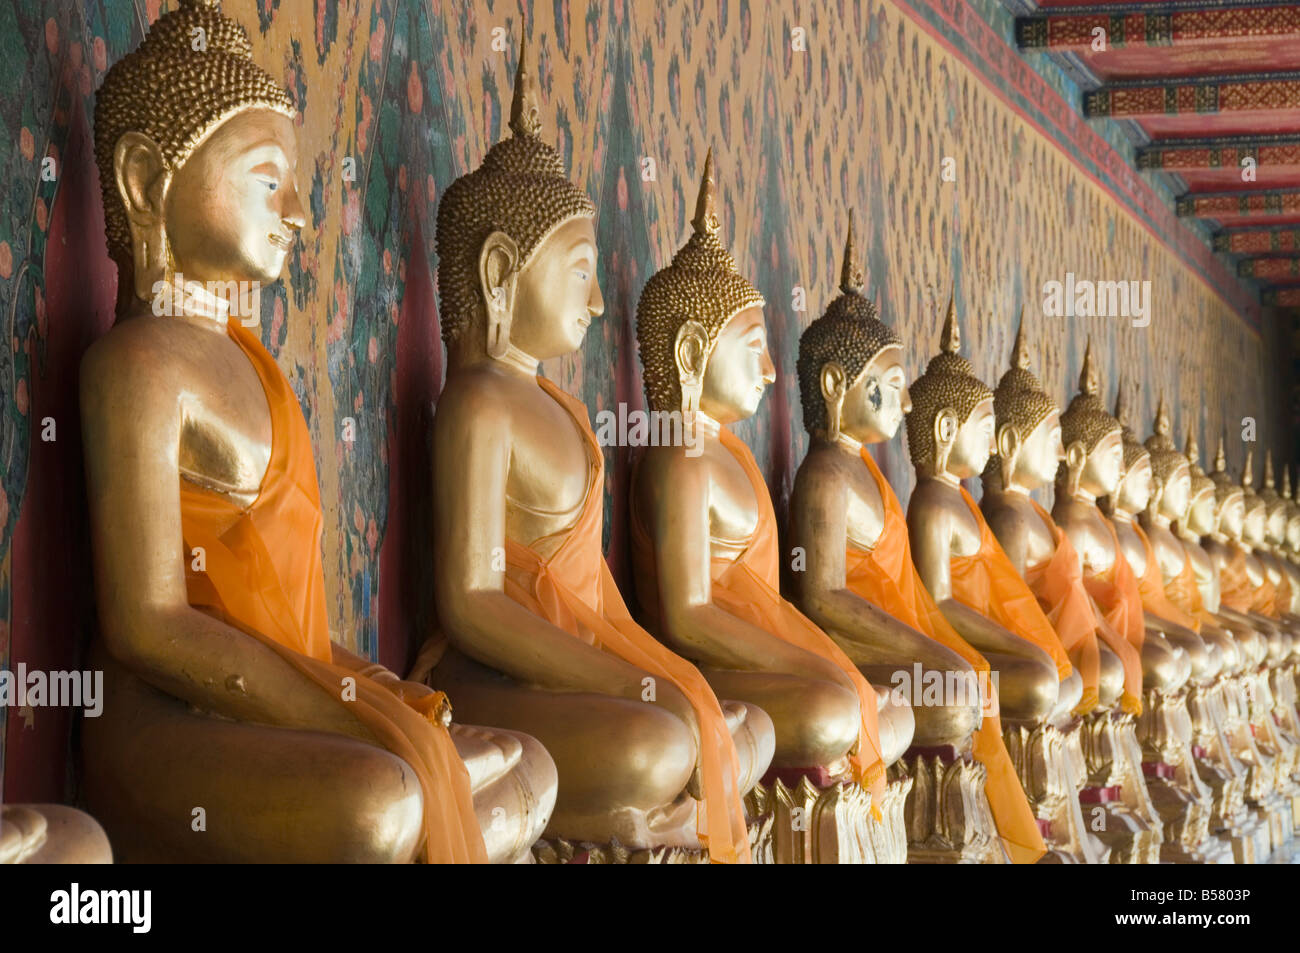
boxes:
[788,225,1045,864]
[628,157,914,861]
[1202,443,1292,840]
[978,320,1142,863]
[415,57,773,863]
[1104,395,1221,861]
[902,304,1095,859]
[1049,342,1173,861]
[80,0,555,863]
[1163,429,1257,859]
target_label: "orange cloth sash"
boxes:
[501,379,751,864]
[630,427,887,806]
[1254,571,1277,618]
[845,451,1046,863]
[1022,500,1102,714]
[948,489,1074,681]
[1131,523,1201,633]
[1217,546,1254,614]
[1275,570,1294,617]
[180,320,486,864]
[1080,521,1147,677]
[1166,555,1206,624]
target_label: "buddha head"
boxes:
[1283,466,1300,557]
[94,0,302,314]
[1056,339,1123,500]
[1256,451,1289,548]
[796,214,907,445]
[435,36,601,365]
[1237,450,1269,549]
[1100,377,1153,517]
[1180,429,1217,538]
[1207,437,1246,541]
[983,317,1062,493]
[905,299,995,480]
[1143,395,1192,523]
[636,150,772,425]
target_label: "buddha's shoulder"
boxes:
[435,366,537,423]
[793,443,854,487]
[81,314,219,396]
[637,441,715,490]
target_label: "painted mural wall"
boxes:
[0,0,1285,801]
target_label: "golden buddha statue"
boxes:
[80,0,554,863]
[1049,341,1166,862]
[789,227,1045,864]
[629,160,913,864]
[977,319,1133,863]
[1104,395,1224,862]
[416,55,773,864]
[1202,443,1293,849]
[902,303,1086,862]
[1165,429,1260,861]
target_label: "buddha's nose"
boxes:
[900,385,912,414]
[588,277,605,320]
[760,347,775,384]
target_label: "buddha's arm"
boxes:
[79,345,377,744]
[648,456,850,685]
[908,498,1042,660]
[431,388,681,709]
[984,502,1031,575]
[794,469,967,670]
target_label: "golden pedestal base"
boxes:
[531,815,774,864]
[1003,719,1109,863]
[744,774,912,864]
[893,751,1009,864]
[1079,710,1163,863]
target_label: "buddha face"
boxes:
[1243,503,1266,546]
[1158,463,1192,521]
[506,217,604,361]
[1186,488,1216,536]
[842,346,910,444]
[700,305,775,423]
[947,398,995,479]
[1079,430,1124,497]
[1266,508,1287,545]
[1287,514,1300,552]
[1220,494,1245,540]
[1116,456,1153,515]
[165,109,305,286]
[1015,410,1064,488]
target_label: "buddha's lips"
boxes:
[268,232,293,250]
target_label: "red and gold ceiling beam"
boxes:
[1018,8,1300,56]
[1213,227,1300,253]
[1137,136,1300,172]
[1239,257,1300,279]
[1084,74,1300,121]
[1176,189,1300,218]
[1263,288,1300,305]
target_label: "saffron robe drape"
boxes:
[180,320,486,863]
[844,451,1047,863]
[1025,501,1143,713]
[1080,522,1147,697]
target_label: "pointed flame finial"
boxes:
[1264,450,1276,489]
[1113,375,1130,426]
[1214,433,1227,473]
[1184,426,1200,466]
[1153,392,1171,438]
[1078,337,1099,397]
[839,211,864,295]
[508,33,542,139]
[1242,448,1255,489]
[1284,465,1294,500]
[1011,307,1030,370]
[939,292,960,354]
[691,147,720,237]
